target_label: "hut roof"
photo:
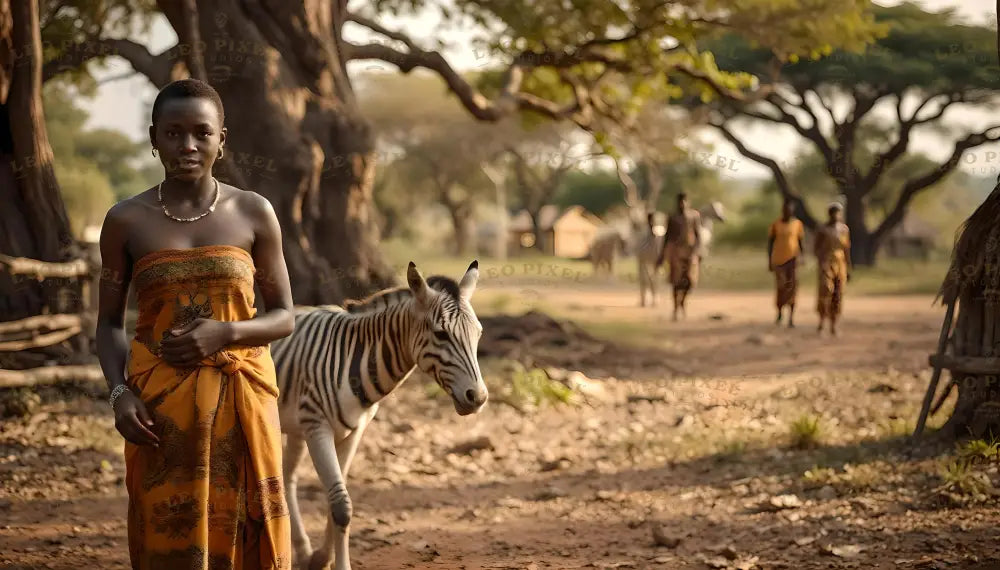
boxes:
[939,183,1000,305]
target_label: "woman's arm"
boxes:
[96,204,159,447]
[95,205,131,395]
[226,192,295,345]
[159,193,294,366]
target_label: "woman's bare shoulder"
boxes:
[102,190,158,235]
[228,186,277,220]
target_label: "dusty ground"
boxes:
[3,284,1000,570]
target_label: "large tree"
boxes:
[700,2,1000,265]
[361,72,515,256]
[37,0,880,303]
[0,0,83,330]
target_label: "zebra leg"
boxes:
[306,413,374,570]
[283,433,312,567]
[304,425,352,570]
[638,264,648,307]
[649,266,658,307]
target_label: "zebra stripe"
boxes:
[271,261,486,570]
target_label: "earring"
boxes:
[152,148,158,157]
[218,146,224,160]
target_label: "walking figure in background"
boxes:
[814,202,852,336]
[657,192,702,321]
[768,198,805,327]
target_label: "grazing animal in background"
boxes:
[587,230,628,276]
[269,261,487,570]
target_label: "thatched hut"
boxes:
[923,182,1000,439]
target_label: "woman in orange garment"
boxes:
[95,79,295,569]
[767,198,806,327]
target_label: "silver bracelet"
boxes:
[109,384,130,409]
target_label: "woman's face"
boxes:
[829,208,842,223]
[149,97,226,182]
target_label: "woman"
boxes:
[814,202,852,336]
[768,199,805,327]
[95,79,295,569]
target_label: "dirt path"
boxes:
[4,289,998,570]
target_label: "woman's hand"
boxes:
[113,390,159,448]
[160,318,232,368]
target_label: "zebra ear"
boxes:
[406,261,431,305]
[459,260,479,299]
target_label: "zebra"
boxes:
[634,212,664,307]
[587,230,627,277]
[695,201,726,259]
[269,260,487,570]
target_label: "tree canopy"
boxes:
[42,83,158,235]
[697,1,1000,264]
[32,0,886,302]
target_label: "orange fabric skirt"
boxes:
[125,246,290,569]
[774,258,798,308]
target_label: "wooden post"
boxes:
[915,297,958,437]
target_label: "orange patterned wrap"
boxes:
[124,245,290,570]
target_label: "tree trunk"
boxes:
[850,230,879,266]
[445,202,473,256]
[152,0,394,304]
[843,191,879,266]
[0,0,86,367]
[527,208,545,253]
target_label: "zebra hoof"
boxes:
[307,550,332,570]
[293,545,314,569]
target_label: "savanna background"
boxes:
[4,0,1000,568]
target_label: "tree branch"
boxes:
[179,0,208,80]
[712,120,817,229]
[672,64,775,103]
[808,86,839,130]
[873,126,1000,242]
[861,92,958,191]
[42,38,177,87]
[345,12,417,50]
[613,156,643,214]
[744,92,836,165]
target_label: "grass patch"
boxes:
[939,460,994,497]
[719,439,748,458]
[479,359,579,413]
[484,293,514,315]
[802,461,899,493]
[879,417,916,439]
[790,414,823,449]
[381,240,952,297]
[570,318,663,349]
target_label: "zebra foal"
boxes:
[269,260,487,570]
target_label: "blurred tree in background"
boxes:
[43,83,159,235]
[699,1,1000,265]
[33,0,882,303]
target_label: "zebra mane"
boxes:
[343,275,461,314]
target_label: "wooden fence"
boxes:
[0,246,103,389]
